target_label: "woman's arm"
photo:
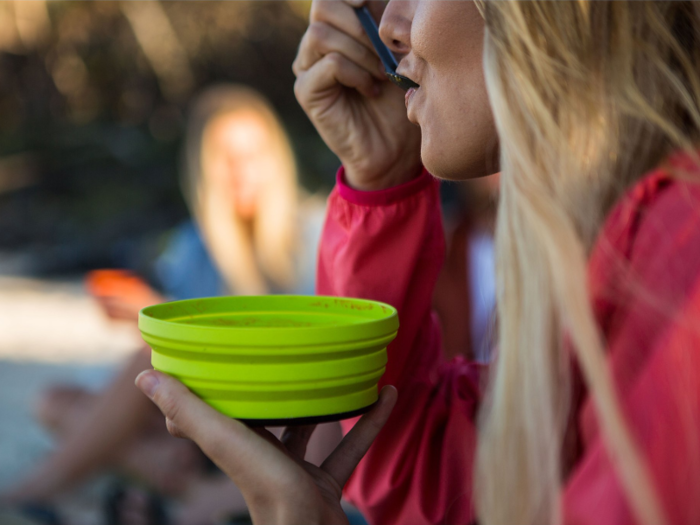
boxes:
[318,167,446,393]
[294,3,484,522]
[563,278,700,525]
[563,174,700,525]
[318,167,484,525]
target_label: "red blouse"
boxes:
[317,153,700,525]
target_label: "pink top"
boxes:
[317,155,700,525]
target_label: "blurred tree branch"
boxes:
[120,1,194,102]
[0,153,40,195]
[0,1,50,53]
[14,0,51,51]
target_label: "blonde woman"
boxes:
[104,85,323,307]
[135,2,700,525]
[174,84,322,298]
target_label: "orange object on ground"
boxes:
[85,269,158,307]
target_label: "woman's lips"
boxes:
[405,87,417,109]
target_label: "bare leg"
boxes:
[2,346,180,504]
[33,383,200,495]
[34,385,97,437]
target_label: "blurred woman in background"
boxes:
[2,84,331,525]
[166,84,322,300]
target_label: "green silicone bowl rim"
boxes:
[138,295,399,347]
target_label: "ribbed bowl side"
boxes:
[146,333,394,420]
[180,367,387,420]
[144,332,395,383]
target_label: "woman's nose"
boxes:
[379,0,416,58]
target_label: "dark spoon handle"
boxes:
[354,6,398,72]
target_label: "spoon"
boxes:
[353,6,419,92]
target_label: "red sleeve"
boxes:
[563,173,700,525]
[317,167,483,525]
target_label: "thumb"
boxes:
[135,370,264,479]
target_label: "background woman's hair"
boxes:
[182,84,299,294]
[476,3,700,524]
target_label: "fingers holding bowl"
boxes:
[136,371,340,523]
[281,425,317,460]
[136,371,397,487]
[136,371,397,524]
[321,385,397,488]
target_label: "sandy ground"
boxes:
[0,275,141,364]
[0,270,142,523]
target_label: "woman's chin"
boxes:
[421,140,499,181]
[421,149,472,181]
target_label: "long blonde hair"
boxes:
[476,3,700,524]
[183,85,299,295]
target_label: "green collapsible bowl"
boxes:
[138,295,398,425]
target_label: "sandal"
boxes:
[104,481,169,525]
[0,503,62,525]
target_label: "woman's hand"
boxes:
[135,370,397,525]
[293,0,422,191]
[86,270,164,324]
[94,291,164,324]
